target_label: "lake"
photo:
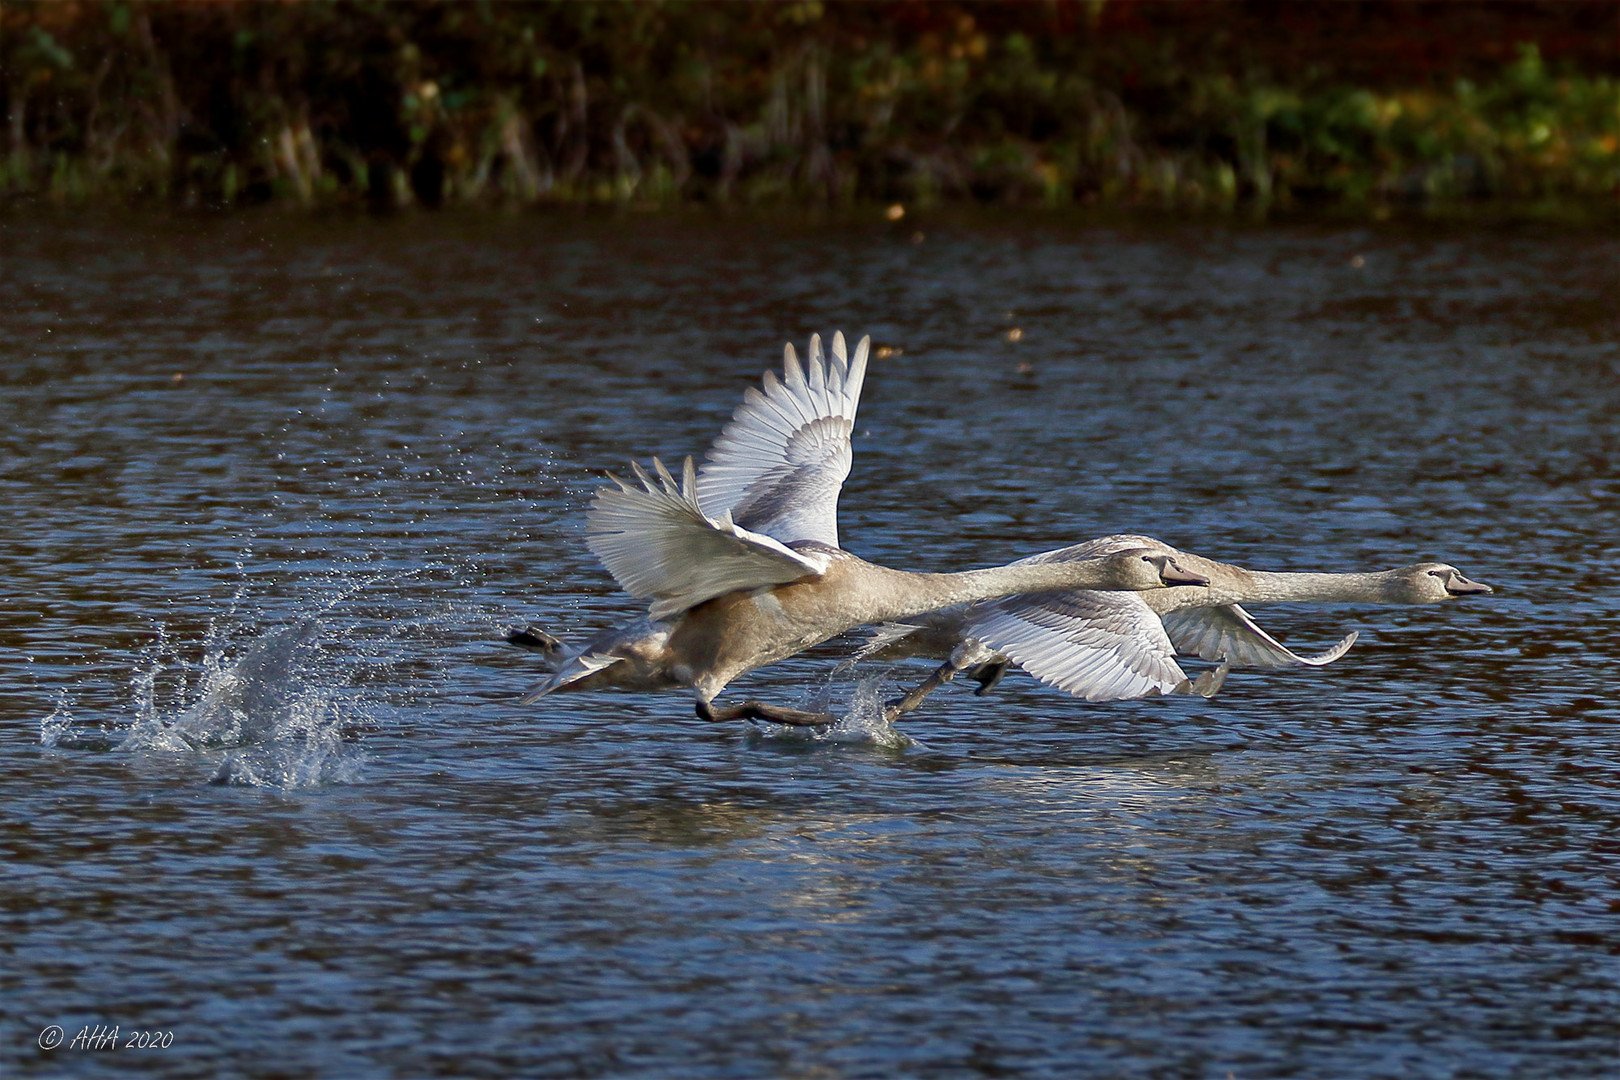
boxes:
[3,207,1617,1078]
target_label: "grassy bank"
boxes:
[4,1,1616,215]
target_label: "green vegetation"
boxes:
[4,1,1616,214]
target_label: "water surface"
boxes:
[3,208,1617,1078]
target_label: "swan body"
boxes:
[518,335,1206,723]
[862,533,1491,705]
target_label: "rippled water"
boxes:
[4,208,1617,1078]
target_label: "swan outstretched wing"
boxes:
[696,332,870,548]
[1160,605,1358,668]
[518,653,622,705]
[1015,534,1162,560]
[845,611,967,666]
[587,456,831,619]
[966,592,1192,702]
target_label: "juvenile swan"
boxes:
[865,533,1492,714]
[515,334,1207,724]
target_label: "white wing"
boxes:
[1161,605,1358,668]
[966,591,1192,702]
[991,538,1357,670]
[586,456,830,620]
[696,332,870,548]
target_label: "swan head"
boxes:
[1389,563,1493,603]
[1114,549,1210,589]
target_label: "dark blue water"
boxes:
[3,208,1617,1078]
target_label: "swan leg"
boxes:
[884,659,962,721]
[696,697,837,727]
[970,660,1010,697]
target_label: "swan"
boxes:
[513,334,1209,725]
[863,533,1493,717]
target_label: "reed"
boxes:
[3,1,1614,215]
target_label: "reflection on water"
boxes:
[2,208,1616,1078]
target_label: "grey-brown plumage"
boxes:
[514,334,1209,725]
[860,534,1492,708]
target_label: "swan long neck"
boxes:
[1155,567,1404,610]
[863,560,1146,623]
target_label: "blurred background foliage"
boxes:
[3,0,1616,214]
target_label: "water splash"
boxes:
[39,696,120,752]
[38,566,483,788]
[745,674,917,750]
[118,617,367,787]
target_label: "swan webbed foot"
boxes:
[505,625,564,655]
[1174,658,1232,699]
[700,699,838,727]
[969,660,1010,697]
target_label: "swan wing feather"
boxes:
[849,621,926,662]
[1008,541,1358,669]
[852,609,973,664]
[966,591,1190,702]
[1160,605,1359,668]
[519,654,622,705]
[697,333,870,548]
[587,455,830,619]
[1006,534,1164,564]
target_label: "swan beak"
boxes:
[1446,574,1493,596]
[1157,558,1209,587]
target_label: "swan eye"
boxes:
[1427,570,1445,578]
